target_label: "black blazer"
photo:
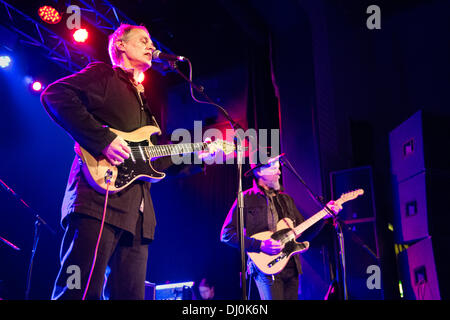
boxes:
[41,61,159,240]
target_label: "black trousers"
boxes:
[51,212,149,300]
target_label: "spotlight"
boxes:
[0,55,12,68]
[73,28,88,43]
[38,6,62,24]
[24,76,45,92]
[32,81,43,92]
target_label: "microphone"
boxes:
[152,50,186,62]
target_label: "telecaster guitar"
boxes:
[247,189,364,275]
[74,125,235,194]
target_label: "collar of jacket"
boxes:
[114,65,133,82]
[113,66,146,102]
[249,180,284,197]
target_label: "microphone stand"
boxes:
[0,235,21,251]
[167,60,248,300]
[0,178,56,300]
[279,157,378,300]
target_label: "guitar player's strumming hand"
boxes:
[102,136,131,166]
[196,138,218,163]
[260,238,284,255]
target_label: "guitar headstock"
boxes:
[337,189,364,205]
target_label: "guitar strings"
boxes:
[127,143,207,152]
[126,143,208,160]
[123,144,208,161]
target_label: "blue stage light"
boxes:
[0,55,12,68]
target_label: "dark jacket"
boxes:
[220,184,308,274]
[40,61,159,240]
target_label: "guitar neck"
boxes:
[146,142,207,158]
[293,208,330,238]
[292,198,348,238]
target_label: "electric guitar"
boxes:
[247,189,364,275]
[74,125,235,194]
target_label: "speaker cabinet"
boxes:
[340,221,384,300]
[389,110,450,183]
[330,166,377,222]
[330,166,383,299]
[394,171,450,243]
[144,281,155,300]
[398,236,450,300]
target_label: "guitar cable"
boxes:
[81,169,112,300]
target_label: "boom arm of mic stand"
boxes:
[169,60,248,300]
[0,178,56,235]
[0,178,56,299]
[280,157,331,210]
[168,61,243,130]
[336,219,378,260]
[280,158,378,259]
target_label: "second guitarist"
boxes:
[220,152,343,300]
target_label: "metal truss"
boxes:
[64,0,178,72]
[67,0,171,52]
[68,0,137,33]
[0,0,94,73]
[0,0,172,73]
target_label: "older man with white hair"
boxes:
[41,24,161,300]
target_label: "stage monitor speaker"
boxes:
[340,221,384,300]
[154,281,194,300]
[330,166,383,300]
[394,171,450,243]
[389,110,450,183]
[397,236,450,300]
[330,166,377,222]
[144,281,155,300]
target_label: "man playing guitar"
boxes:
[220,152,343,300]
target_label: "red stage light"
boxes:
[38,6,62,24]
[73,28,88,43]
[32,81,42,91]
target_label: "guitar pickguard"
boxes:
[114,140,163,188]
[267,228,309,269]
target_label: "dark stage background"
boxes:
[1,0,449,300]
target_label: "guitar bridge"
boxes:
[268,252,287,268]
